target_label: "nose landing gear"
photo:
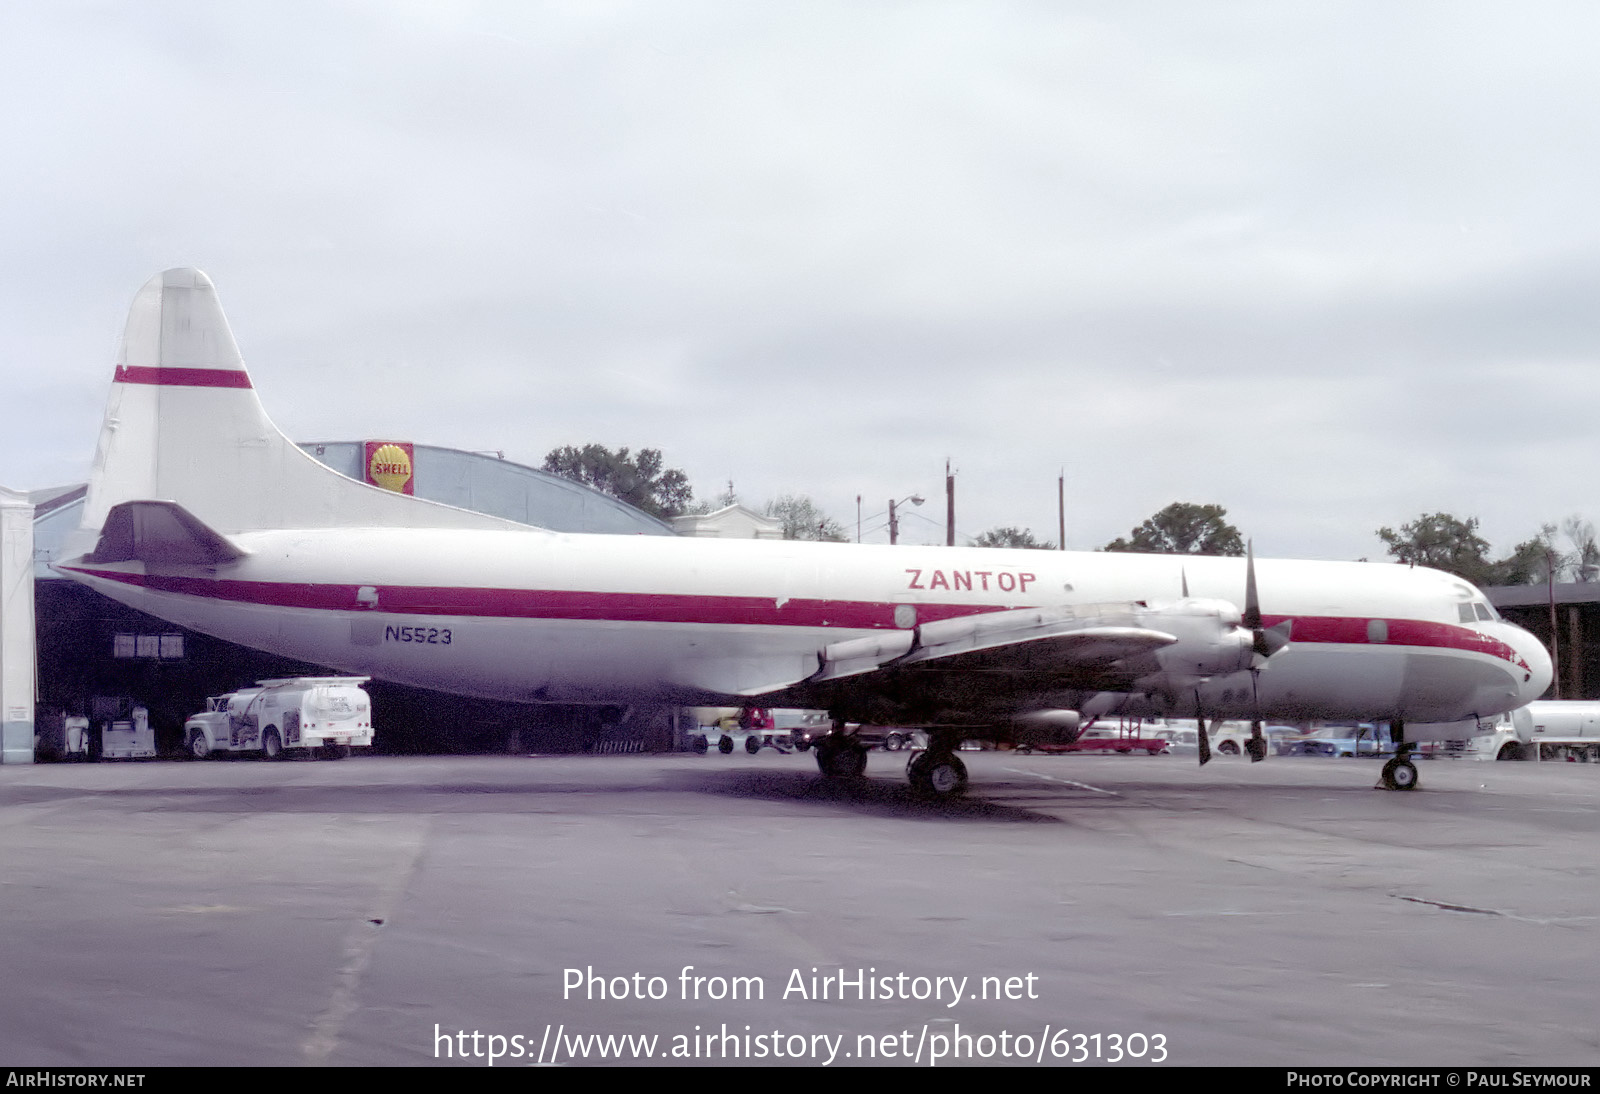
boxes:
[1380,756,1419,790]
[1379,720,1419,791]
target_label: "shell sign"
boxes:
[364,441,415,494]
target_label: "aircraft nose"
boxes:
[1511,624,1554,703]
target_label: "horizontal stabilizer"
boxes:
[84,501,245,566]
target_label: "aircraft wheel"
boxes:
[1381,757,1418,791]
[188,732,210,760]
[909,752,967,797]
[744,734,761,755]
[262,729,283,761]
[717,735,734,755]
[815,737,867,778]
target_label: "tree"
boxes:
[1492,529,1558,586]
[541,444,694,519]
[972,526,1055,550]
[1375,512,1497,586]
[1104,502,1244,556]
[1561,516,1600,581]
[1376,514,1589,587]
[765,494,848,542]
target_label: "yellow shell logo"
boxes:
[368,444,413,493]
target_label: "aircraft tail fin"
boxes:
[77,269,516,545]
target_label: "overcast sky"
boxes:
[4,2,1600,559]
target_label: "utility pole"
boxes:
[1058,468,1065,551]
[888,494,923,545]
[946,459,955,547]
[1548,548,1562,699]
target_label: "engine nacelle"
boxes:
[1009,709,1082,746]
[1141,598,1256,677]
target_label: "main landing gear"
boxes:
[813,728,868,779]
[1379,720,1419,791]
[812,724,970,798]
[907,736,968,798]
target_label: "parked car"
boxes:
[792,723,925,752]
[1294,724,1393,758]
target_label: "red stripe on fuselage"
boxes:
[1263,614,1524,668]
[61,567,986,630]
[113,365,253,389]
[61,566,1528,666]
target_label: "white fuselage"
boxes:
[61,528,1550,725]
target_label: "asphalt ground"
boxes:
[1,749,1596,1068]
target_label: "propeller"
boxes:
[1241,541,1286,762]
[1243,540,1291,662]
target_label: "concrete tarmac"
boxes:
[1,749,1597,1067]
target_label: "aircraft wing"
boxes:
[807,605,1178,685]
[734,597,1265,731]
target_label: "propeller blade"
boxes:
[1243,540,1290,660]
[1197,712,1211,766]
[1248,717,1266,762]
[1243,540,1261,631]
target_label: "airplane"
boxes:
[55,269,1553,797]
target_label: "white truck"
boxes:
[1448,702,1600,762]
[184,677,373,760]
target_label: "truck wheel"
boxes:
[744,734,762,755]
[262,729,283,761]
[717,735,734,755]
[321,743,352,760]
[188,732,210,760]
[690,735,708,754]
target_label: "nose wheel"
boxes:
[1380,722,1419,790]
[1380,757,1419,791]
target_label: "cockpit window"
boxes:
[1475,602,1498,622]
[1458,604,1476,623]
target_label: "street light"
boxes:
[888,494,925,545]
